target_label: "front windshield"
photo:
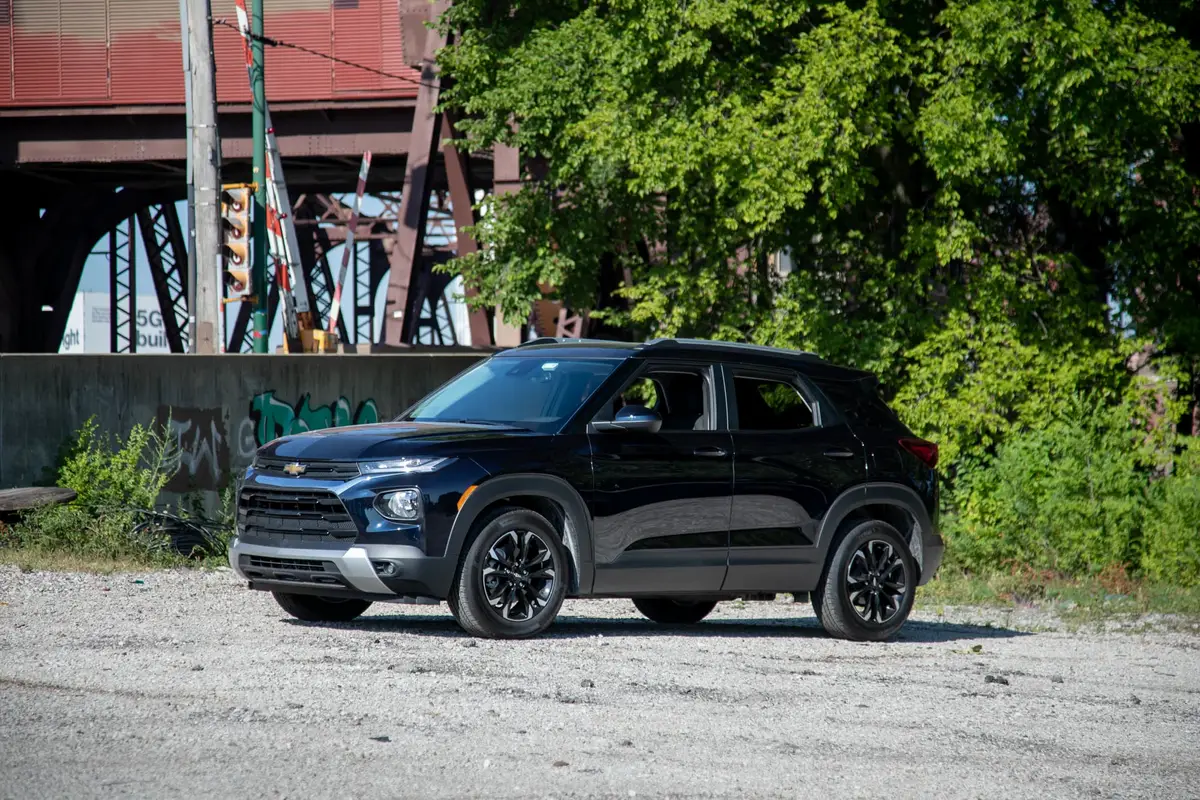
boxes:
[402,356,621,433]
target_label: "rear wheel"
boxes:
[633,598,717,625]
[272,592,372,622]
[812,520,915,641]
[449,508,569,639]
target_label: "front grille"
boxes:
[255,458,361,482]
[238,487,358,542]
[246,556,326,572]
[239,554,346,586]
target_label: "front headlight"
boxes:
[359,457,452,474]
[375,488,423,521]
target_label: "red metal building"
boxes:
[0,0,419,107]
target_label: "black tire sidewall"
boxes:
[454,508,569,638]
[633,598,717,624]
[272,592,371,622]
[818,520,916,641]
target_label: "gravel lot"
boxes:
[2,565,1199,800]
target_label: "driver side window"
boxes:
[599,367,714,432]
[615,378,661,414]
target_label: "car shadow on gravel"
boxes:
[286,614,1029,643]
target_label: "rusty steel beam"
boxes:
[382,1,450,347]
[307,220,351,344]
[0,186,180,352]
[136,203,190,353]
[441,113,492,347]
[0,99,415,119]
[2,105,416,166]
[354,239,376,345]
[11,133,408,165]
[109,218,137,353]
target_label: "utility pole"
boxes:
[178,0,197,351]
[250,0,269,352]
[185,0,222,354]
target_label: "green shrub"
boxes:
[1142,447,1200,587]
[945,397,1147,576]
[12,417,177,560]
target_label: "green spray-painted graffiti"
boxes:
[250,391,380,446]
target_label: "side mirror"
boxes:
[590,404,662,434]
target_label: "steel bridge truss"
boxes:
[102,203,191,354]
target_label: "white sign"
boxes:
[59,292,173,353]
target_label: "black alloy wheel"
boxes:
[449,507,569,638]
[845,539,908,625]
[812,519,916,641]
[481,529,558,622]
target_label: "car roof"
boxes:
[493,337,874,379]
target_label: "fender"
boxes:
[445,473,595,595]
[816,482,942,584]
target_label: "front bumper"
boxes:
[228,537,455,601]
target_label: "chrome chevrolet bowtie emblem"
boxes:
[282,462,307,476]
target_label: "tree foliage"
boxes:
[439,0,1200,581]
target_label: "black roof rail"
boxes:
[516,337,631,348]
[646,337,822,359]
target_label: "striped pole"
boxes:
[328,151,372,335]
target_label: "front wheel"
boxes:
[449,507,569,639]
[273,592,372,622]
[633,598,717,624]
[812,520,915,641]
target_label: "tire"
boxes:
[449,507,569,639]
[811,520,916,642]
[273,592,372,622]
[633,598,717,625]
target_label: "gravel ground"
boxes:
[2,566,1199,800]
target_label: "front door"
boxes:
[588,362,733,595]
[721,365,867,592]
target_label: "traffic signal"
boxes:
[220,185,252,298]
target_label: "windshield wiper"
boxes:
[453,419,533,431]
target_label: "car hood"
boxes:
[257,421,541,461]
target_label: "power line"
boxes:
[213,18,432,89]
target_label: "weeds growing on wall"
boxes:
[5,417,181,562]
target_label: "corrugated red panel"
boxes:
[110,0,184,104]
[0,0,12,103]
[333,0,380,93]
[0,0,419,108]
[11,0,61,101]
[257,0,334,102]
[61,0,109,101]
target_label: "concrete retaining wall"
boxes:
[0,353,487,502]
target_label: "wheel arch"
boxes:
[816,483,937,582]
[446,474,595,595]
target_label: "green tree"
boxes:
[439,0,1200,579]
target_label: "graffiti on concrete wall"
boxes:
[156,406,231,492]
[249,391,381,448]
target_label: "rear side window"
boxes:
[814,377,899,429]
[732,375,814,431]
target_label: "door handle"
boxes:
[823,449,856,459]
[693,446,727,457]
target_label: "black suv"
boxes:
[229,338,943,641]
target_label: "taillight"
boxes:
[899,438,938,469]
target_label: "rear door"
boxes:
[588,360,733,595]
[721,364,867,592]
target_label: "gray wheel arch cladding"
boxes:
[446,474,596,596]
[814,483,940,584]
